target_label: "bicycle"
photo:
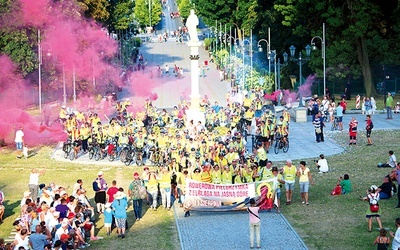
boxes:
[274,133,289,154]
[62,139,75,161]
[331,117,340,131]
[120,144,135,166]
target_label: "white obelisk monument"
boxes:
[186,9,205,126]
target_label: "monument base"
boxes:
[293,107,307,122]
[186,109,205,128]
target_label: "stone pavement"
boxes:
[174,209,307,250]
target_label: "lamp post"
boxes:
[257,35,271,79]
[37,29,53,114]
[242,38,251,89]
[209,26,218,55]
[310,23,326,96]
[284,45,311,107]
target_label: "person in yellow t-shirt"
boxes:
[296,161,313,205]
[221,165,232,184]
[211,165,222,184]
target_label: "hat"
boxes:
[370,185,378,191]
[60,191,67,196]
[133,172,139,177]
[144,167,149,171]
[23,191,31,197]
[67,212,76,219]
[114,191,125,200]
[97,171,104,176]
[61,218,69,227]
[105,203,112,209]
[60,234,69,241]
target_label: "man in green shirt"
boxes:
[386,92,393,119]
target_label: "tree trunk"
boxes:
[355,37,377,97]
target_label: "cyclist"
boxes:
[135,130,146,163]
[70,126,81,159]
[276,118,288,146]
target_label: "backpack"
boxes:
[0,191,3,205]
[92,179,100,192]
[369,193,379,212]
[370,121,374,129]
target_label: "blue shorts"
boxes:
[299,182,310,193]
[337,116,343,122]
[16,142,23,150]
[276,189,281,199]
[285,182,295,191]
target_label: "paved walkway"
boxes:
[174,209,307,250]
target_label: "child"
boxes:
[247,198,260,249]
[23,144,28,159]
[373,228,390,250]
[104,203,113,236]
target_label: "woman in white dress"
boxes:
[13,228,29,250]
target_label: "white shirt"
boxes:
[15,130,24,143]
[29,173,39,185]
[392,227,400,250]
[318,159,329,173]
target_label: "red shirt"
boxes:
[107,186,119,202]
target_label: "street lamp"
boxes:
[310,23,326,96]
[284,44,311,107]
[242,38,251,89]
[37,29,52,114]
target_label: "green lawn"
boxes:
[0,147,179,249]
[0,129,399,249]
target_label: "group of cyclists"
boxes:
[59,87,291,172]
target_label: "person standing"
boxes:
[386,92,393,119]
[128,172,143,221]
[390,218,400,249]
[112,191,128,239]
[106,180,119,203]
[28,168,45,205]
[312,114,323,143]
[282,159,296,205]
[373,228,390,250]
[158,166,172,210]
[366,115,374,146]
[297,161,313,205]
[93,171,108,214]
[15,127,24,159]
[348,117,358,145]
[360,185,383,232]
[247,198,261,249]
[336,102,343,130]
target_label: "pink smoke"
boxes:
[298,74,316,97]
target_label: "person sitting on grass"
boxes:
[377,175,392,199]
[339,174,352,194]
[378,151,397,168]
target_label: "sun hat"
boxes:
[98,171,103,176]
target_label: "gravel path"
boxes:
[174,208,308,250]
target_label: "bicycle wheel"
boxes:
[94,149,101,161]
[283,139,289,153]
[120,148,128,163]
[63,145,70,159]
[69,150,75,161]
[107,151,115,162]
[88,148,94,159]
[274,139,280,154]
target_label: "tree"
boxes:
[274,0,400,96]
[106,0,136,32]
[178,0,192,21]
[133,0,162,28]
[77,0,110,22]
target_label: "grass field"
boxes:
[0,128,399,249]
